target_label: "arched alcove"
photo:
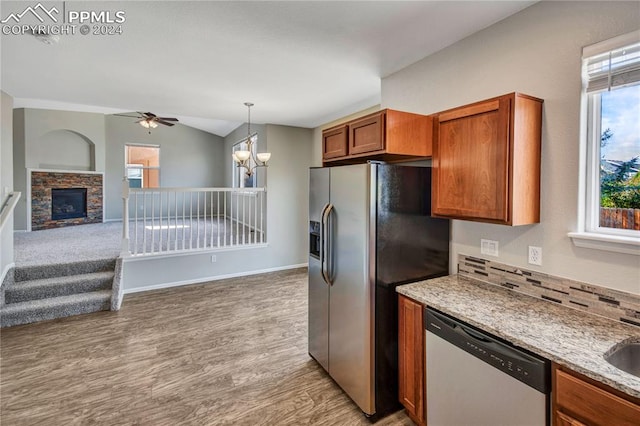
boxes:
[36,129,96,171]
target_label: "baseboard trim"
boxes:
[1,262,15,286]
[123,263,308,294]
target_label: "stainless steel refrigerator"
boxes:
[308,162,450,419]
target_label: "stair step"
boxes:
[0,290,111,328]
[5,271,114,304]
[14,258,116,282]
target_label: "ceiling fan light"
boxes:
[149,120,158,128]
[257,152,271,163]
[139,120,150,129]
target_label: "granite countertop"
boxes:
[397,274,640,399]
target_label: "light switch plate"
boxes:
[481,239,499,257]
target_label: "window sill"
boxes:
[568,231,640,256]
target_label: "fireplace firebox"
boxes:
[51,188,88,220]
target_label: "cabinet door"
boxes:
[554,367,640,426]
[349,112,385,155]
[432,96,511,222]
[555,411,587,426]
[322,125,348,160]
[398,295,425,425]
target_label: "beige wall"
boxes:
[12,108,106,229]
[1,92,14,202]
[1,91,15,281]
[124,123,313,291]
[381,1,640,293]
[105,115,226,220]
[11,109,225,227]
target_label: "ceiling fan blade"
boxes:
[144,112,157,118]
[113,114,141,118]
[157,117,179,122]
[156,120,175,126]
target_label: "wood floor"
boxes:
[1,268,413,425]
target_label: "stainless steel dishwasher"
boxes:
[425,308,550,426]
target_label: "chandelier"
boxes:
[232,102,271,177]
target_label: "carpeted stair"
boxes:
[1,258,116,327]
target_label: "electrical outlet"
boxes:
[481,239,499,257]
[528,246,542,266]
[210,255,217,263]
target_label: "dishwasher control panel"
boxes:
[425,308,550,393]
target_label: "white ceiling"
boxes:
[1,1,535,136]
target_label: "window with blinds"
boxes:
[579,30,640,243]
[585,41,640,93]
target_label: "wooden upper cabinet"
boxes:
[322,109,433,165]
[432,93,543,225]
[322,124,348,160]
[349,112,384,155]
[398,294,425,426]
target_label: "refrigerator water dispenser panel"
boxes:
[309,221,321,259]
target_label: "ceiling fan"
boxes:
[115,112,179,133]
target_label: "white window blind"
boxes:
[584,30,640,93]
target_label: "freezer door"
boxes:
[308,168,330,371]
[376,165,449,286]
[328,163,375,415]
[309,168,330,223]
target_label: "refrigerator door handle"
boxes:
[321,203,334,285]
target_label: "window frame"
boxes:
[569,30,640,255]
[124,143,161,189]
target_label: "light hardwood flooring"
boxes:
[1,268,413,425]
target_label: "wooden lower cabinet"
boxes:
[398,295,425,426]
[553,364,640,426]
[555,411,587,426]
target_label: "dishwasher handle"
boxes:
[455,323,539,365]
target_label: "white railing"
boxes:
[0,192,21,232]
[121,179,266,257]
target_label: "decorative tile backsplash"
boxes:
[458,254,640,328]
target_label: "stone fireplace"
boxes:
[30,170,103,230]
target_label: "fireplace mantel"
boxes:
[28,169,105,231]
